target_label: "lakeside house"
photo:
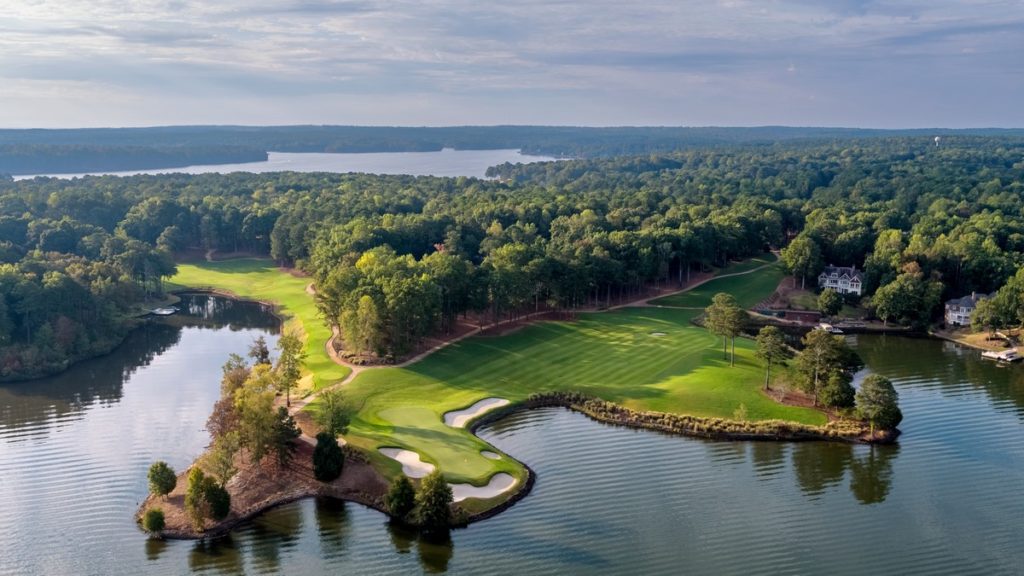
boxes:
[817,265,863,296]
[944,292,990,326]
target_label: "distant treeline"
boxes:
[4,125,1024,175]
[0,145,266,176]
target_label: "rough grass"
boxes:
[651,263,786,309]
[167,258,350,394]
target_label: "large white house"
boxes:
[945,292,990,326]
[817,265,863,296]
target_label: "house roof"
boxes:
[945,293,991,309]
[818,265,863,282]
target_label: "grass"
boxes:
[172,254,826,499]
[167,258,350,394]
[716,252,776,275]
[651,262,786,309]
[335,305,824,486]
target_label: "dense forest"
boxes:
[4,125,1024,175]
[2,135,1024,378]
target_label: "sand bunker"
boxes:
[443,398,511,428]
[481,450,501,460]
[451,473,518,502]
[379,448,436,478]
[650,332,667,337]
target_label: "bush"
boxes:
[415,470,453,531]
[142,508,165,533]
[385,475,416,520]
[147,461,177,497]
[205,483,231,521]
[312,432,345,482]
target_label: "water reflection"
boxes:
[849,445,899,505]
[0,323,181,433]
[175,293,281,332]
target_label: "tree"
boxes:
[754,326,790,390]
[781,234,823,289]
[872,264,943,328]
[233,364,278,463]
[142,508,165,534]
[204,432,240,484]
[817,288,842,317]
[147,461,177,497]
[314,388,350,436]
[184,466,231,529]
[819,371,855,409]
[205,482,231,521]
[794,329,844,406]
[705,292,745,366]
[248,336,271,365]
[385,475,416,520]
[272,406,301,468]
[275,332,306,407]
[184,468,211,530]
[856,374,903,434]
[313,432,345,481]
[415,470,453,531]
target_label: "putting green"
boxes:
[167,258,350,394]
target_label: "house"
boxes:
[944,292,990,327]
[817,265,863,296]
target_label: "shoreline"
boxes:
[137,261,898,540]
[140,389,895,540]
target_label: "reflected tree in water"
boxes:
[792,442,853,497]
[850,445,899,505]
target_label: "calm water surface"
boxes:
[2,319,1023,574]
[13,149,558,180]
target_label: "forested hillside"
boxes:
[3,135,1023,378]
[4,125,1024,175]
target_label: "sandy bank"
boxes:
[443,398,511,428]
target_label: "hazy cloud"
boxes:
[0,0,1021,127]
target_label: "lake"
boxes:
[2,302,1022,574]
[12,149,558,180]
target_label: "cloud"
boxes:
[0,0,1021,127]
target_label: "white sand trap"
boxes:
[443,397,511,428]
[379,448,436,478]
[451,473,518,502]
[651,332,667,337]
[481,450,501,460]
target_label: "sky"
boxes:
[0,0,1022,128]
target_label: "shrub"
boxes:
[142,508,165,533]
[385,475,416,520]
[312,432,344,482]
[205,482,231,521]
[415,470,453,531]
[147,461,177,497]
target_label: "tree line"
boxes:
[3,136,1024,375]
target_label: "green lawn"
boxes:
[335,306,825,486]
[167,258,350,394]
[651,263,786,309]
[716,252,776,275]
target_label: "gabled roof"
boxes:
[818,265,863,282]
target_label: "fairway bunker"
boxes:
[443,397,511,428]
[650,332,667,337]
[379,448,436,478]
[451,473,518,502]
[481,450,501,460]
